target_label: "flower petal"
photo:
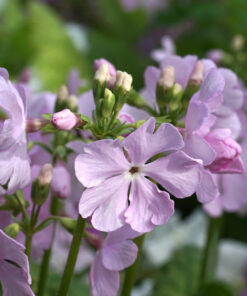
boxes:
[185,100,209,133]
[143,66,160,105]
[123,118,183,165]
[75,139,129,187]
[125,177,174,232]
[184,133,216,165]
[144,151,200,198]
[203,195,223,218]
[0,262,34,296]
[102,240,138,271]
[196,168,219,203]
[0,138,31,194]
[79,175,130,232]
[90,252,119,296]
[198,68,225,112]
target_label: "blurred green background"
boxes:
[2,0,247,91]
[1,0,247,295]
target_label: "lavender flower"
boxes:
[90,225,140,296]
[75,118,203,232]
[0,230,34,296]
[0,68,31,194]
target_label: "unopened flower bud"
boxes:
[169,83,183,112]
[94,64,111,84]
[51,109,82,131]
[118,112,135,124]
[55,85,69,112]
[57,85,69,103]
[156,66,176,109]
[68,95,78,112]
[94,58,116,88]
[115,71,133,92]
[93,64,111,104]
[96,98,104,119]
[51,162,71,199]
[190,61,204,85]
[4,223,20,238]
[26,118,49,133]
[126,89,147,109]
[32,164,53,206]
[102,88,115,118]
[38,164,53,186]
[158,66,175,89]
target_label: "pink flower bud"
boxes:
[26,118,49,133]
[51,162,71,199]
[205,128,244,173]
[190,61,204,85]
[118,112,135,124]
[38,164,53,186]
[94,58,116,88]
[51,109,81,131]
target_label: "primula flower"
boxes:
[0,68,31,194]
[75,118,202,232]
[184,69,243,173]
[213,68,244,139]
[0,230,34,296]
[90,225,140,296]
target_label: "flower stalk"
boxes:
[120,234,145,296]
[57,214,86,296]
[199,215,224,288]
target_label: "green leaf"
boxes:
[153,245,201,296]
[34,216,59,233]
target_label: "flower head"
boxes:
[75,118,202,232]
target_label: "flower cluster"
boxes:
[0,43,247,296]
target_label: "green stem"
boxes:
[199,215,224,287]
[37,249,51,296]
[25,205,42,259]
[37,222,57,296]
[57,215,86,296]
[25,233,32,259]
[120,234,145,296]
